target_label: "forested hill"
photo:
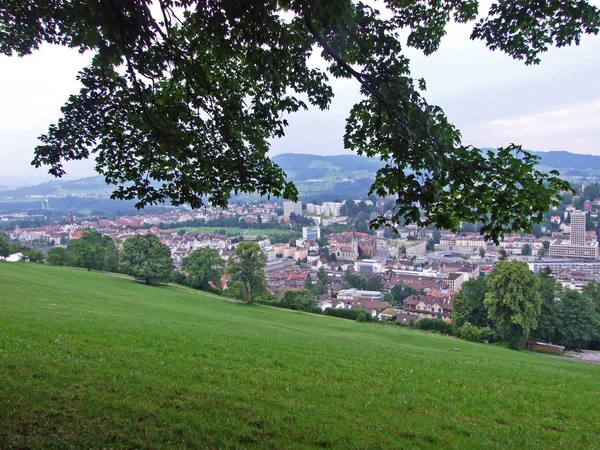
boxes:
[274,150,600,180]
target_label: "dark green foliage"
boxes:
[226,242,266,303]
[0,232,9,257]
[521,244,532,256]
[68,231,106,271]
[304,274,313,291]
[280,290,317,312]
[452,278,490,328]
[324,308,371,321]
[102,235,119,272]
[21,248,44,263]
[364,275,383,292]
[119,234,173,284]
[3,2,596,240]
[46,247,69,266]
[485,261,542,349]
[554,290,598,350]
[414,318,452,335]
[390,283,420,307]
[171,270,186,285]
[181,247,225,291]
[342,268,366,290]
[531,272,559,343]
[456,323,498,343]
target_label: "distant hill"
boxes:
[272,153,386,177]
[3,150,599,213]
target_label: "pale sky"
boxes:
[1,3,599,186]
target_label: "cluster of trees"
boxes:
[453,261,600,350]
[304,266,329,296]
[342,270,384,291]
[45,231,175,285]
[0,232,45,262]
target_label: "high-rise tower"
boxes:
[570,210,586,246]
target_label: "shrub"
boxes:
[457,322,498,343]
[414,318,452,334]
[325,308,372,321]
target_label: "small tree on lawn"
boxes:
[226,242,266,304]
[119,234,173,285]
[181,247,225,291]
[68,231,106,271]
[484,260,541,349]
[46,247,70,266]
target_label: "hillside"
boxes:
[3,150,600,212]
[1,264,599,448]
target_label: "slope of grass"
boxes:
[1,263,599,449]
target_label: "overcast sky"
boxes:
[1,3,599,186]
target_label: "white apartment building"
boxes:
[306,202,343,217]
[283,201,302,217]
[549,210,599,259]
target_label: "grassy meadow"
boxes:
[1,263,599,449]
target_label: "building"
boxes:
[283,201,302,217]
[402,294,453,321]
[549,210,598,259]
[444,272,465,292]
[306,202,343,217]
[354,259,384,274]
[405,240,427,259]
[302,226,321,240]
[337,289,383,301]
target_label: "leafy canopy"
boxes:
[484,260,542,349]
[3,1,599,242]
[181,247,226,291]
[226,241,266,303]
[119,233,173,284]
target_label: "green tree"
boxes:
[583,281,600,312]
[452,278,490,328]
[316,266,328,286]
[46,247,69,266]
[119,234,173,284]
[22,247,44,263]
[365,275,384,292]
[342,269,366,290]
[226,242,266,303]
[554,290,598,350]
[280,290,317,312]
[383,292,395,304]
[304,274,313,291]
[531,270,560,343]
[0,232,9,258]
[478,247,486,258]
[68,231,105,271]
[102,235,119,272]
[390,283,420,307]
[521,244,532,256]
[484,261,542,349]
[5,1,593,242]
[181,247,226,291]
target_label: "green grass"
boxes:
[180,226,300,237]
[1,263,599,449]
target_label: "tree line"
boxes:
[451,261,600,350]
